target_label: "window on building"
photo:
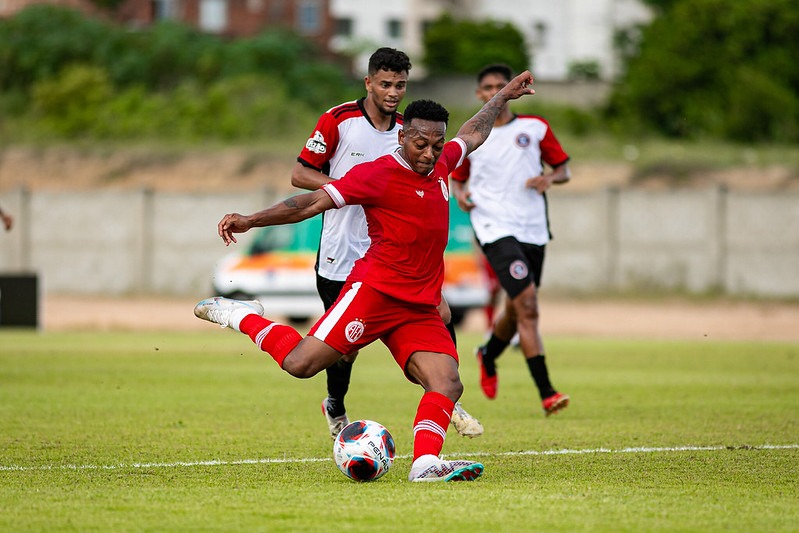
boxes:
[387,19,402,39]
[151,0,178,20]
[533,21,548,48]
[199,0,228,33]
[297,0,322,35]
[335,17,353,38]
[421,19,434,37]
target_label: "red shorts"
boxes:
[308,281,459,381]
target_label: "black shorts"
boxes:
[316,274,346,311]
[481,236,545,299]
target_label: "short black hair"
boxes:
[368,47,412,76]
[403,99,449,126]
[477,63,513,84]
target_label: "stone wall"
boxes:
[1,186,797,298]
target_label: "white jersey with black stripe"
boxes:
[297,99,402,281]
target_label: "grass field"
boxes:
[1,330,797,532]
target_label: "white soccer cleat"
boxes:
[193,297,264,330]
[450,401,484,438]
[408,454,484,482]
[321,397,349,440]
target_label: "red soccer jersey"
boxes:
[323,138,467,306]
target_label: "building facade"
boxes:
[119,0,333,44]
[1,0,334,47]
[330,0,652,80]
[2,0,650,81]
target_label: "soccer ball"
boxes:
[333,420,396,481]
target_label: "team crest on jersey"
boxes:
[345,319,365,343]
[439,179,449,200]
[509,260,528,280]
[306,130,327,154]
[515,133,531,148]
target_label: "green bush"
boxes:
[32,72,313,141]
[32,64,112,137]
[423,13,530,75]
[567,60,601,81]
[609,0,799,142]
[0,5,120,91]
[0,5,358,142]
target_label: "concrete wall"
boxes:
[0,188,275,297]
[1,186,798,298]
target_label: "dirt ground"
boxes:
[2,146,798,194]
[41,294,799,342]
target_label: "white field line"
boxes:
[2,444,797,473]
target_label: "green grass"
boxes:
[1,331,797,531]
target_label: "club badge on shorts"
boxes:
[509,260,528,280]
[345,319,365,343]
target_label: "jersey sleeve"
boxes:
[322,160,382,208]
[297,111,340,171]
[439,138,468,175]
[450,156,471,183]
[538,119,570,167]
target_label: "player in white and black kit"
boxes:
[291,48,482,438]
[451,64,571,417]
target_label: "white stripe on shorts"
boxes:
[313,281,362,341]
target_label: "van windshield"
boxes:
[249,215,323,255]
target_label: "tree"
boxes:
[422,14,529,76]
[608,0,799,142]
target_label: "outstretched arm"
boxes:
[218,189,334,246]
[456,71,535,155]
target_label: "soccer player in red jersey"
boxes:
[290,47,482,439]
[451,64,571,416]
[194,70,536,482]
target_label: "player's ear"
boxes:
[364,75,371,93]
[398,128,405,145]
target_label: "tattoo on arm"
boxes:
[283,197,299,209]
[459,98,505,152]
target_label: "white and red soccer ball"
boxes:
[333,420,395,481]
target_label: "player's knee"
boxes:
[282,355,321,379]
[450,378,464,400]
[340,350,359,364]
[432,374,463,402]
[512,287,539,320]
[518,304,539,322]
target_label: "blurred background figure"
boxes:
[0,205,13,232]
[451,63,571,417]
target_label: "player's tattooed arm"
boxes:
[457,98,505,152]
[217,190,334,246]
